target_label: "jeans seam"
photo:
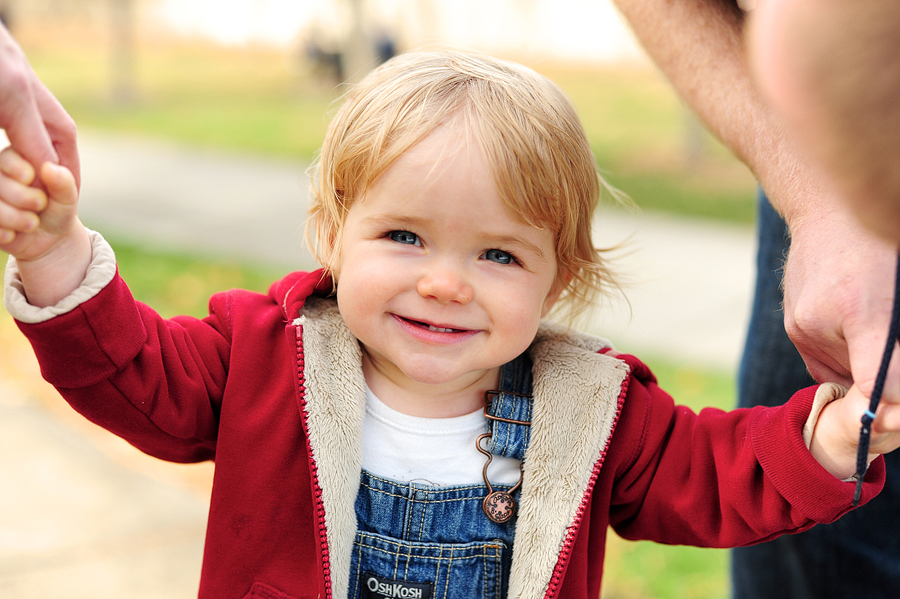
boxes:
[442,544,452,597]
[365,473,487,492]
[417,489,427,542]
[361,482,490,504]
[354,533,504,558]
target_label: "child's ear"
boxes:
[322,232,343,281]
[541,278,566,318]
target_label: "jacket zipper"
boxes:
[295,324,334,599]
[543,370,631,598]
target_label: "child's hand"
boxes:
[0,145,91,307]
[810,383,900,480]
[0,145,80,259]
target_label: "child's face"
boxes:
[333,126,561,402]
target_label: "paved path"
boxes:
[0,377,209,598]
[77,134,315,272]
[0,132,757,597]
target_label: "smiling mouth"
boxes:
[399,316,467,333]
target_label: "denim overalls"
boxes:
[348,355,533,599]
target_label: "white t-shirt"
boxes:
[361,386,523,488]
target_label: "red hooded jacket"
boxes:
[12,263,884,599]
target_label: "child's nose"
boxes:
[417,267,474,305]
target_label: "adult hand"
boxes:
[0,24,79,188]
[783,201,900,405]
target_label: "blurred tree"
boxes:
[340,0,375,83]
[110,0,137,103]
[0,0,12,29]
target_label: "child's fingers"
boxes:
[0,227,15,244]
[40,161,77,206]
[0,166,48,212]
[0,146,36,186]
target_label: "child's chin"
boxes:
[399,361,498,389]
[400,366,462,386]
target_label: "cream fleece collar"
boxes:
[296,297,629,599]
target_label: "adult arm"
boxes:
[612,0,899,401]
[746,0,900,245]
[0,23,79,187]
[0,29,89,307]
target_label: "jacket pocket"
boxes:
[241,582,298,599]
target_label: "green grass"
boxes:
[110,238,285,319]
[23,32,339,161]
[15,24,757,224]
[603,539,729,599]
[539,64,756,223]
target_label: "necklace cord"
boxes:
[852,249,900,506]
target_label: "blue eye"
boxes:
[484,249,514,264]
[390,231,420,245]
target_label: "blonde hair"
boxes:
[307,49,620,321]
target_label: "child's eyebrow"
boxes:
[359,214,427,230]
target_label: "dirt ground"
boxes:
[0,307,215,498]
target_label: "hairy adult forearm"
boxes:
[611,0,833,226]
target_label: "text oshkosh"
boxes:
[367,577,425,598]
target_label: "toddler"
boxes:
[2,49,898,599]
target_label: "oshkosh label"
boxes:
[361,572,434,599]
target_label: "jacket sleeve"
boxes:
[12,260,235,464]
[607,354,885,548]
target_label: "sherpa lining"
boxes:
[296,297,366,599]
[512,323,629,598]
[802,382,847,449]
[296,298,628,599]
[4,229,116,324]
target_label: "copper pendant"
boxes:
[477,432,523,524]
[483,490,517,524]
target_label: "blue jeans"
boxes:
[348,356,532,599]
[350,473,516,599]
[732,193,900,598]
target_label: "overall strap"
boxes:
[484,353,533,462]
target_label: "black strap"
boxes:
[853,249,900,506]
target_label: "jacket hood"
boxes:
[269,269,334,321]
